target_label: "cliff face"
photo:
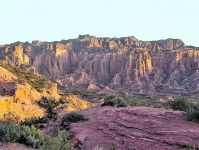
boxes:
[1,35,199,96]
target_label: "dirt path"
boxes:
[70,106,199,150]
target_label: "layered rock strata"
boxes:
[1,35,199,96]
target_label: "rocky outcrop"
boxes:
[0,66,17,82]
[70,107,199,150]
[64,94,94,112]
[0,65,44,121]
[1,35,199,96]
[0,65,94,121]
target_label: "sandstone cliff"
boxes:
[0,65,44,121]
[0,65,94,121]
[0,35,199,96]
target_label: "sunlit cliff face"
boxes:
[0,65,93,122]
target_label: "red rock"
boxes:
[70,107,199,150]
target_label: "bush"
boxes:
[22,117,47,127]
[0,122,21,142]
[169,97,190,111]
[42,130,72,150]
[0,122,44,148]
[166,97,199,122]
[186,103,199,122]
[115,97,127,107]
[101,99,115,106]
[38,97,61,120]
[101,96,127,107]
[61,112,88,127]
[19,125,44,148]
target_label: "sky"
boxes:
[0,0,199,46]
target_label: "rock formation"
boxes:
[0,66,44,121]
[70,106,199,150]
[0,35,199,96]
[0,65,94,121]
[64,94,95,112]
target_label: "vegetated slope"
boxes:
[1,35,199,96]
[0,65,45,121]
[0,64,93,122]
[70,106,199,150]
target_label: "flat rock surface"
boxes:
[70,106,199,150]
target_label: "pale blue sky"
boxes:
[0,0,199,46]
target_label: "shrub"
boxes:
[186,103,199,122]
[0,122,44,148]
[42,130,72,150]
[22,117,47,127]
[101,99,115,106]
[101,96,127,107]
[19,125,45,148]
[169,97,190,111]
[38,97,60,120]
[115,97,127,107]
[61,112,88,127]
[0,122,21,142]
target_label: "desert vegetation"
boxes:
[61,112,88,128]
[101,94,199,122]
[38,97,65,120]
[0,62,49,92]
[0,108,88,149]
[0,122,44,148]
[41,129,73,150]
[101,95,127,107]
[0,121,74,149]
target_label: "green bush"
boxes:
[22,117,47,127]
[0,122,21,142]
[38,97,61,120]
[42,130,72,150]
[115,97,127,107]
[169,97,190,111]
[101,96,127,107]
[61,112,88,127]
[101,99,115,106]
[19,125,44,148]
[186,103,199,122]
[0,122,44,148]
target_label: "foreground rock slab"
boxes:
[0,142,34,150]
[70,107,199,150]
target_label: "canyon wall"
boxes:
[1,35,199,96]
